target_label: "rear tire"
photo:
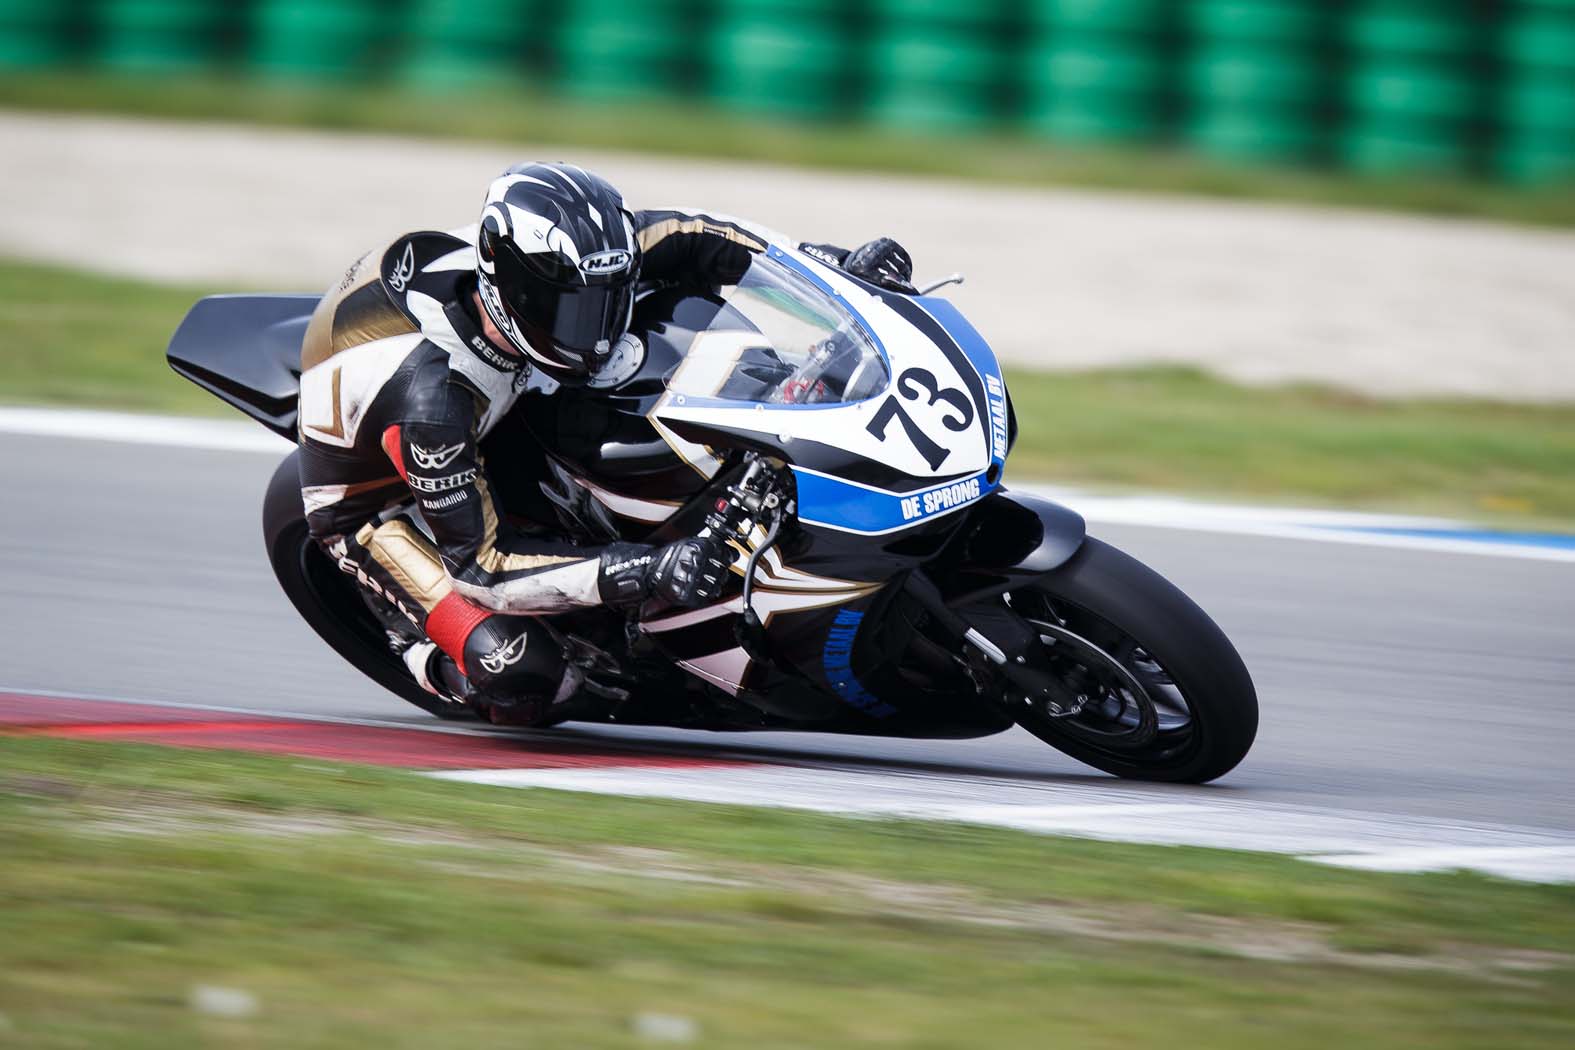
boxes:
[262,452,474,720]
[1004,538,1257,783]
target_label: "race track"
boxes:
[4,429,1572,837]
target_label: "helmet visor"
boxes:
[486,233,638,374]
[517,278,635,367]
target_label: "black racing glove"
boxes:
[650,536,732,607]
[842,237,916,294]
[597,538,732,610]
[597,543,659,608]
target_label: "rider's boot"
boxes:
[400,640,471,713]
[402,638,569,726]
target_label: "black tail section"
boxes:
[166,294,319,442]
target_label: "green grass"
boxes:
[0,259,223,414]
[1,736,1572,1048]
[1003,367,1575,525]
[3,71,1574,228]
[2,257,1572,527]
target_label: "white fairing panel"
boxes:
[573,475,678,524]
[678,646,753,696]
[653,250,992,481]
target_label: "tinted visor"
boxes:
[493,240,636,373]
[517,279,634,364]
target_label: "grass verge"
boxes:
[3,257,1572,527]
[1,735,1572,1048]
[3,71,1574,228]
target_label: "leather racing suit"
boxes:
[296,209,788,713]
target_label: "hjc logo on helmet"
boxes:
[579,249,632,276]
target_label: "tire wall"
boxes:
[4,1,1569,184]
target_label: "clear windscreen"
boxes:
[666,254,889,405]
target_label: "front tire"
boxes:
[1001,538,1258,783]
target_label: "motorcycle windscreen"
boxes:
[668,253,889,406]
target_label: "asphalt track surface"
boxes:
[3,433,1572,835]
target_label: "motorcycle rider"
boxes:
[296,161,916,721]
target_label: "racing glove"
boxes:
[843,238,917,294]
[800,238,918,294]
[597,538,733,609]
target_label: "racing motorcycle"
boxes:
[168,245,1257,783]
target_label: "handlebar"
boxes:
[698,456,792,635]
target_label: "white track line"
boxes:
[0,406,289,453]
[9,684,1571,882]
[3,405,1571,562]
[431,765,1575,883]
[1017,484,1575,564]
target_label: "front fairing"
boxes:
[652,247,1010,543]
[514,251,1014,557]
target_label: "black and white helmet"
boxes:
[475,162,640,381]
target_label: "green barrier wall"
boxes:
[1184,0,1330,163]
[1022,0,1171,142]
[555,0,692,101]
[3,0,1570,184]
[869,0,1018,131]
[248,0,386,81]
[1497,0,1575,182]
[96,0,229,73]
[1340,0,1485,174]
[400,0,538,88]
[0,0,71,68]
[709,0,852,118]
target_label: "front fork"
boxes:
[685,454,794,664]
[901,569,1089,717]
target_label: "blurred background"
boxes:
[2,4,1574,1047]
[3,0,1572,524]
[0,0,1572,185]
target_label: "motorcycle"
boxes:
[168,244,1257,783]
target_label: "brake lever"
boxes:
[917,273,965,295]
[739,505,783,630]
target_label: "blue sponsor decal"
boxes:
[821,610,896,718]
[792,466,996,535]
[984,373,1009,463]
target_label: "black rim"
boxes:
[1007,590,1201,766]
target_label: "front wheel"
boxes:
[992,538,1258,783]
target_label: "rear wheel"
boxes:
[262,452,475,720]
[996,538,1257,783]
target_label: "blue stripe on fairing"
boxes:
[820,609,897,718]
[792,466,993,535]
[1317,525,1575,551]
[913,296,1001,395]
